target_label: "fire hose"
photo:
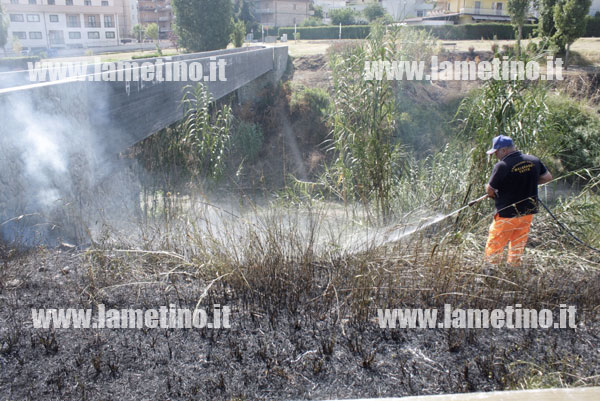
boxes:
[467,194,600,255]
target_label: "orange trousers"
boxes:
[484,214,533,266]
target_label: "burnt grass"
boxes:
[1,246,599,400]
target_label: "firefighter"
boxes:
[484,135,553,266]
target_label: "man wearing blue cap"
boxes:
[484,135,553,265]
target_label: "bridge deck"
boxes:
[0,46,288,153]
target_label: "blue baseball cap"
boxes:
[486,135,514,154]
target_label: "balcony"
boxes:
[255,8,274,14]
[459,7,507,16]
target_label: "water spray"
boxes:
[391,194,488,233]
[349,194,491,252]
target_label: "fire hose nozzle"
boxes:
[468,194,489,207]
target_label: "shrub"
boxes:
[231,19,246,48]
[542,96,600,173]
[0,56,40,70]
[501,44,515,56]
[415,23,536,40]
[330,7,356,25]
[526,41,538,53]
[290,86,330,117]
[278,23,538,41]
[232,121,263,163]
[302,17,323,27]
[585,15,600,37]
[278,25,370,40]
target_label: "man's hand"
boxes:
[538,171,552,185]
[486,184,497,199]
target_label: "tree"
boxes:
[311,4,324,19]
[329,25,437,222]
[0,4,8,55]
[172,0,233,52]
[231,18,245,47]
[145,23,161,55]
[133,24,145,43]
[168,24,180,51]
[553,0,591,68]
[363,3,388,22]
[507,0,530,56]
[12,36,22,55]
[538,0,558,39]
[330,7,356,25]
[235,0,258,34]
[302,17,323,26]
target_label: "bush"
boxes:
[231,19,245,48]
[0,56,40,70]
[232,121,263,163]
[526,41,538,54]
[542,97,600,173]
[330,7,356,25]
[414,23,536,40]
[278,25,370,40]
[279,23,537,41]
[290,86,330,118]
[585,15,600,37]
[132,53,162,59]
[302,17,322,27]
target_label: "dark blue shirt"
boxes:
[488,151,548,218]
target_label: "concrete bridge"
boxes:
[0,46,288,244]
[0,46,288,154]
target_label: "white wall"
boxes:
[1,0,120,51]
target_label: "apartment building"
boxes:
[417,0,521,24]
[1,0,124,52]
[252,0,312,27]
[312,0,345,23]
[337,0,433,21]
[381,0,433,19]
[346,0,378,12]
[137,0,173,39]
[120,0,138,37]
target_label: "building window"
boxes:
[27,14,41,22]
[10,14,24,22]
[88,31,100,39]
[69,31,81,39]
[84,0,92,5]
[48,0,55,4]
[13,32,27,39]
[10,0,19,4]
[104,15,114,27]
[67,15,80,27]
[50,15,59,22]
[29,32,43,39]
[101,0,108,5]
[85,15,99,27]
[28,0,36,4]
[66,0,73,5]
[105,31,115,38]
